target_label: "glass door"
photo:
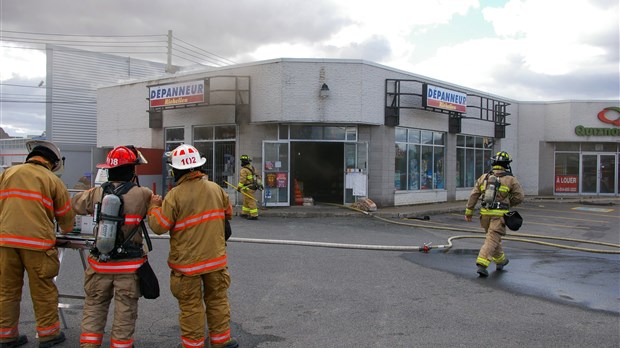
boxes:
[344,142,368,204]
[262,141,290,206]
[581,153,617,194]
[599,154,616,194]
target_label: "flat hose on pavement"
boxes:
[150,203,620,254]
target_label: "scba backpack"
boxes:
[93,181,159,298]
[93,182,153,261]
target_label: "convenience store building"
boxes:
[95,58,619,207]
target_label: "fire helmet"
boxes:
[491,151,512,167]
[169,144,206,170]
[97,146,139,169]
[26,140,63,172]
[240,154,251,165]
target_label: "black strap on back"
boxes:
[100,181,152,252]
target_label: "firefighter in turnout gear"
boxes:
[237,155,262,220]
[465,151,524,277]
[148,144,238,348]
[0,140,75,348]
[71,146,153,348]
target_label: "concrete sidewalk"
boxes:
[245,195,619,219]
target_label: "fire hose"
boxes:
[148,202,620,254]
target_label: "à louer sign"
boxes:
[149,80,205,108]
[423,84,467,113]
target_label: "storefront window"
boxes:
[555,153,579,177]
[456,135,493,188]
[165,127,185,151]
[193,125,236,187]
[395,128,445,190]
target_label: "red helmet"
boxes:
[97,146,138,169]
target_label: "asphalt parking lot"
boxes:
[14,199,620,347]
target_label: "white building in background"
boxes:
[93,58,618,207]
[44,45,172,188]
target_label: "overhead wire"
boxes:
[1,30,234,67]
[172,45,222,66]
[173,36,237,65]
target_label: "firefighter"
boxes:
[148,144,238,348]
[236,154,262,220]
[465,151,524,277]
[0,140,75,348]
[71,146,153,348]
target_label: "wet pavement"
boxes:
[12,195,620,347]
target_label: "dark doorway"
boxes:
[291,142,344,204]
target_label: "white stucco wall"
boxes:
[95,58,618,206]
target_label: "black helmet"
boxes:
[240,155,251,165]
[491,151,512,168]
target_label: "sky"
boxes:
[0,0,619,137]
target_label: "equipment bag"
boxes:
[136,260,160,299]
[504,211,523,231]
[225,219,232,241]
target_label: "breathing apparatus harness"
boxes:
[481,168,512,210]
[242,164,264,191]
[92,181,152,262]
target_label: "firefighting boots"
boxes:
[178,338,239,348]
[496,258,510,271]
[213,338,239,348]
[0,335,28,348]
[476,264,489,277]
[38,332,65,348]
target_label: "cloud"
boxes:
[482,0,619,75]
[0,74,46,136]
[0,45,46,81]
[411,0,619,100]
[0,0,617,138]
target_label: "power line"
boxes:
[172,44,225,66]
[171,53,206,66]
[173,36,237,65]
[2,35,165,44]
[0,100,96,104]
[0,83,104,94]
[0,30,165,38]
[1,30,236,68]
[172,42,228,67]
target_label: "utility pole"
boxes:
[166,30,175,73]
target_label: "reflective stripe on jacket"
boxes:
[148,171,231,276]
[0,162,75,250]
[237,165,257,191]
[87,256,146,273]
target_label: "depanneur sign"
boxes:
[149,80,205,108]
[423,84,467,113]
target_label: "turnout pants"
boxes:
[171,268,232,348]
[242,189,258,217]
[0,247,62,344]
[80,267,140,348]
[476,215,507,267]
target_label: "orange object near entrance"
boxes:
[294,179,303,206]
